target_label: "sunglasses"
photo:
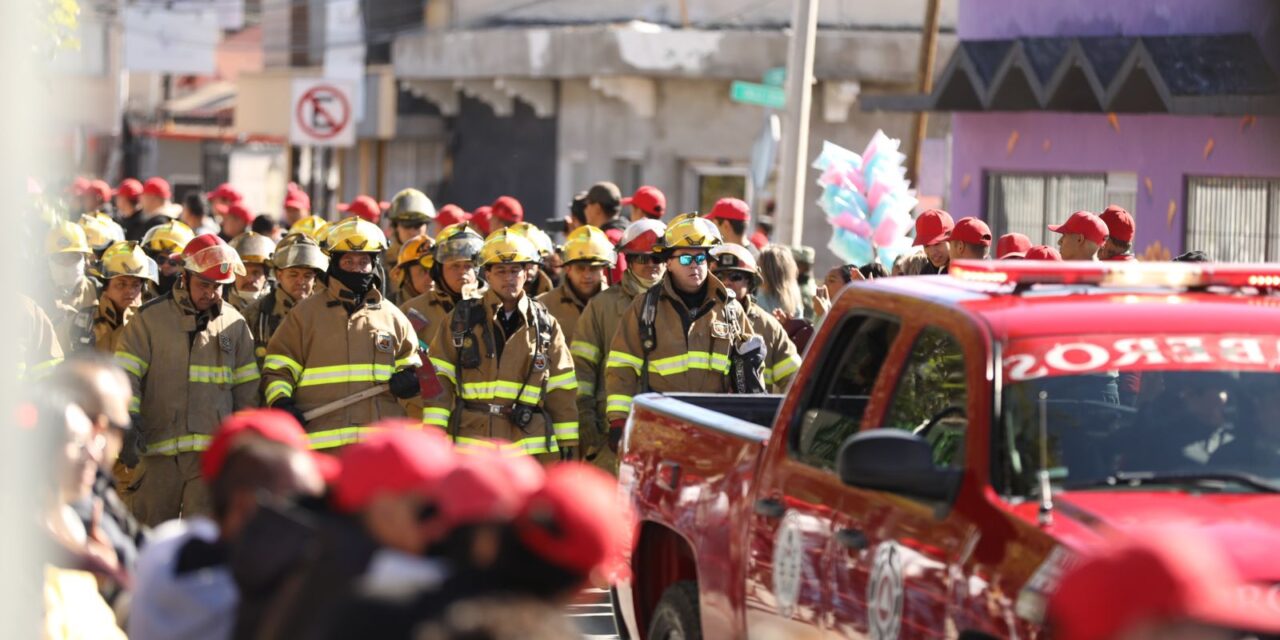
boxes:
[676,254,708,266]
[627,254,660,265]
[719,272,751,283]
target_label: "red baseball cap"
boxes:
[283,190,311,212]
[432,456,527,529]
[435,204,470,228]
[69,177,90,196]
[205,183,243,203]
[623,186,666,219]
[1025,245,1063,261]
[142,177,171,200]
[224,204,255,225]
[996,233,1032,259]
[201,409,339,483]
[514,462,634,578]
[332,429,458,513]
[491,196,524,224]
[1049,528,1280,640]
[1099,205,1135,243]
[913,209,954,246]
[338,195,383,223]
[951,217,992,246]
[85,180,111,203]
[470,206,494,236]
[706,197,750,222]
[1048,210,1108,246]
[114,178,144,200]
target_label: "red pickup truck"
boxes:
[612,261,1280,639]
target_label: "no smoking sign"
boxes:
[290,79,356,147]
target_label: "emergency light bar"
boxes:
[947,260,1280,289]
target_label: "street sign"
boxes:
[730,81,787,109]
[290,79,356,147]
[750,113,781,192]
[763,67,787,87]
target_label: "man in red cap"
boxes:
[623,185,666,222]
[896,209,954,275]
[489,195,524,231]
[1098,205,1138,262]
[1048,527,1280,640]
[282,188,310,227]
[115,179,145,234]
[205,183,243,215]
[469,206,494,236]
[433,204,469,235]
[1025,245,1063,261]
[1049,210,1108,261]
[338,195,383,224]
[705,196,758,258]
[129,409,326,640]
[996,232,1032,259]
[220,204,254,242]
[948,217,992,264]
[123,178,173,242]
[80,180,112,217]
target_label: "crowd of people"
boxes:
[18,172,1233,639]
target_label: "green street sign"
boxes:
[763,67,786,87]
[730,81,786,109]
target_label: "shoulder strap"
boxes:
[640,284,662,357]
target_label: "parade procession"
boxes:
[8,0,1280,639]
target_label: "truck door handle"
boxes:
[754,498,786,519]
[836,528,868,551]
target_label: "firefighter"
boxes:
[392,235,435,305]
[45,219,100,352]
[710,244,803,393]
[506,222,556,296]
[288,214,329,244]
[570,218,666,471]
[140,220,195,297]
[79,212,125,265]
[538,225,614,343]
[227,231,276,313]
[424,230,579,461]
[115,234,260,525]
[241,234,328,366]
[69,241,158,354]
[387,188,436,260]
[605,216,762,452]
[401,223,486,350]
[261,218,422,449]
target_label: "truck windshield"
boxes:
[995,335,1280,496]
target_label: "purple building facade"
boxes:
[942,0,1280,260]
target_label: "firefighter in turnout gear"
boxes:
[69,241,159,354]
[709,244,803,393]
[79,212,126,264]
[400,224,486,351]
[241,233,328,366]
[45,219,101,352]
[392,235,435,305]
[605,216,762,452]
[505,222,556,297]
[227,231,276,313]
[539,225,613,342]
[425,230,579,461]
[571,219,666,471]
[141,220,195,297]
[387,188,436,264]
[261,218,422,449]
[114,233,260,525]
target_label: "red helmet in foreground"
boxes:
[183,233,246,284]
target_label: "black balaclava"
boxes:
[328,251,377,299]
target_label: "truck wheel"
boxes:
[647,581,701,640]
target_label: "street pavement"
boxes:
[568,588,620,639]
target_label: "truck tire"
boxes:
[647,581,701,640]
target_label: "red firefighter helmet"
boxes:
[618,218,667,255]
[182,233,246,284]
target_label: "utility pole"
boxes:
[774,0,820,249]
[908,0,943,185]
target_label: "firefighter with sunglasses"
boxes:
[140,220,195,297]
[605,216,766,454]
[709,243,802,393]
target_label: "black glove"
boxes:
[119,423,141,469]
[271,397,308,425]
[608,419,625,454]
[389,368,420,399]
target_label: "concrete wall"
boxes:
[450,0,957,29]
[950,0,1280,257]
[441,96,559,222]
[558,78,933,272]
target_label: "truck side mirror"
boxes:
[837,429,960,502]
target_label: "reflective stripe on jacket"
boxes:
[424,289,578,456]
[115,288,260,455]
[261,278,420,449]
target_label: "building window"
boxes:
[987,172,1109,244]
[1186,177,1280,262]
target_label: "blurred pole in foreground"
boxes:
[775,0,819,249]
[908,0,943,185]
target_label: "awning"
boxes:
[861,33,1280,115]
[161,80,237,120]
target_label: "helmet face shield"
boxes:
[102,241,160,286]
[436,234,485,265]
